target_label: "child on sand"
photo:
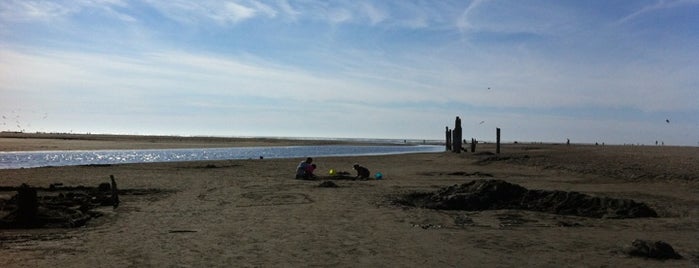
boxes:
[295,157,314,179]
[305,164,317,179]
[353,164,370,180]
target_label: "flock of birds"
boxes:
[1,110,49,132]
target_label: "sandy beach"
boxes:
[1,134,698,267]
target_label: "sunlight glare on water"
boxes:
[0,145,443,169]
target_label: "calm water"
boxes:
[0,145,443,169]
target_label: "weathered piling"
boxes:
[445,127,452,151]
[496,128,501,154]
[17,184,38,226]
[471,138,477,153]
[452,117,462,153]
[110,175,119,208]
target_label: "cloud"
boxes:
[360,2,387,25]
[0,0,76,22]
[0,46,456,138]
[0,0,136,23]
[456,0,486,32]
[250,0,277,18]
[0,47,406,108]
[0,1,484,31]
[219,2,256,23]
[327,8,352,24]
[277,0,300,21]
[617,0,699,24]
[143,0,275,26]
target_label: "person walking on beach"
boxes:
[296,157,314,179]
[353,163,370,180]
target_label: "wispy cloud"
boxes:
[143,0,267,25]
[0,0,76,21]
[456,0,486,32]
[618,0,699,24]
[0,0,135,23]
[360,2,387,25]
[277,0,300,21]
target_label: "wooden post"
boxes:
[471,138,476,153]
[110,175,119,208]
[452,117,462,153]
[445,127,452,151]
[496,128,501,154]
[17,183,38,226]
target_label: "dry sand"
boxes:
[0,132,363,151]
[1,134,698,267]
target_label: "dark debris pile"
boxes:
[396,179,657,219]
[0,177,124,229]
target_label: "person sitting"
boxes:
[353,164,370,180]
[295,157,314,179]
[305,164,317,179]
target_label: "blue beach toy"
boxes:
[375,172,383,180]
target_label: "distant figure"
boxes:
[295,157,314,179]
[566,139,570,146]
[353,164,371,180]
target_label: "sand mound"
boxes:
[398,179,657,219]
[318,181,338,188]
[625,239,682,259]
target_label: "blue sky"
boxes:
[1,0,698,145]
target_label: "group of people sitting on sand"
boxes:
[295,157,370,180]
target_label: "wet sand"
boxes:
[1,134,698,267]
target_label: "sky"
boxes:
[1,0,698,145]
